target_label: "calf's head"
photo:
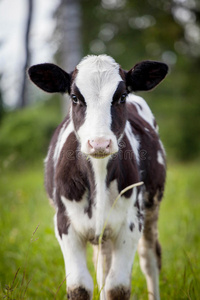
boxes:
[28,55,168,158]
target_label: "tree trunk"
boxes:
[19,0,33,108]
[57,0,82,115]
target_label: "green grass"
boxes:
[0,161,200,299]
[130,161,200,300]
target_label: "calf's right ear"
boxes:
[28,63,71,94]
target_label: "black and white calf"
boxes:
[28,55,168,300]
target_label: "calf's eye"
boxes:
[119,93,127,104]
[71,94,78,104]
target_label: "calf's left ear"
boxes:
[28,63,71,94]
[126,61,168,92]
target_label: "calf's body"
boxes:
[29,55,168,300]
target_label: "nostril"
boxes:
[88,140,94,149]
[106,141,111,149]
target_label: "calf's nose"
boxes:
[89,138,111,151]
[87,138,112,158]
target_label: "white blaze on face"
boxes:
[75,55,122,155]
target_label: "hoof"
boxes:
[67,287,91,300]
[107,286,131,300]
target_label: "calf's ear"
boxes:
[126,61,168,92]
[28,63,71,94]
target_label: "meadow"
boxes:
[0,160,199,300]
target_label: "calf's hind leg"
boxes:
[138,199,161,300]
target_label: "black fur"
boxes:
[126,61,168,92]
[28,63,71,93]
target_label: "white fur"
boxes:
[54,214,93,297]
[44,145,52,165]
[159,140,166,157]
[105,188,141,295]
[60,176,138,244]
[127,94,156,129]
[105,228,139,292]
[91,157,111,237]
[75,55,122,155]
[157,150,165,166]
[125,121,140,164]
[53,118,74,167]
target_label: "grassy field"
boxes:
[0,160,199,299]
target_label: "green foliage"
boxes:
[0,162,200,299]
[0,97,62,167]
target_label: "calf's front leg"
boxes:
[54,213,93,300]
[104,222,141,300]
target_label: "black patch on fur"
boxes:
[71,84,87,132]
[155,240,162,270]
[72,84,86,105]
[112,81,127,104]
[129,222,135,232]
[111,82,127,139]
[137,210,144,232]
[106,134,140,198]
[56,132,95,202]
[54,132,96,219]
[57,200,70,237]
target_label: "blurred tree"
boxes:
[0,79,5,123]
[18,0,33,108]
[55,0,82,115]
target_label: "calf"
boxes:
[28,55,168,300]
